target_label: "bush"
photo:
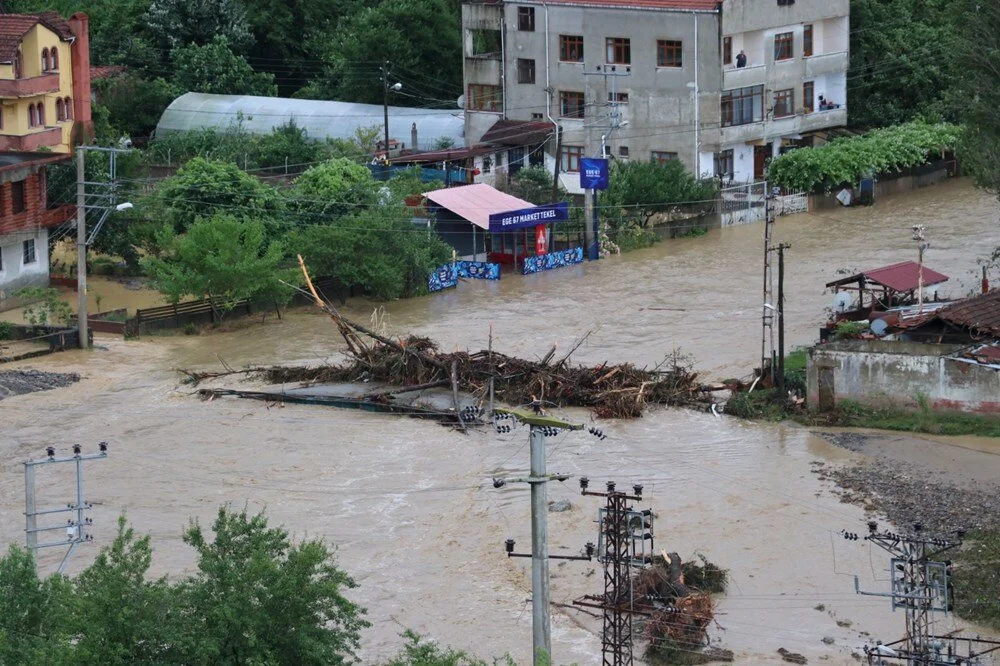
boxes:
[16,288,73,327]
[766,121,961,192]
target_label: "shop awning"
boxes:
[424,183,534,230]
[826,261,949,293]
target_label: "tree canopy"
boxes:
[172,36,277,97]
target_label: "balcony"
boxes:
[805,51,849,78]
[720,107,847,145]
[0,73,60,98]
[41,203,76,228]
[0,127,63,151]
[723,64,765,90]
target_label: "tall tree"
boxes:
[956,0,1000,195]
[144,0,253,53]
[172,36,277,97]
[0,546,74,665]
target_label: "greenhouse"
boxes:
[155,93,466,150]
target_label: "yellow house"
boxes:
[0,12,92,153]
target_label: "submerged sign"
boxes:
[488,202,569,232]
[579,157,609,190]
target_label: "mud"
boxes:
[0,369,80,399]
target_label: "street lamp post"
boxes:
[381,62,402,160]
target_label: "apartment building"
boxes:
[0,11,93,153]
[462,0,848,187]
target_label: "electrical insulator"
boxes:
[633,484,643,498]
[505,538,515,555]
[46,446,55,458]
[72,444,81,455]
[579,477,589,491]
[606,481,616,493]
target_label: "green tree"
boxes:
[92,73,179,140]
[145,0,253,52]
[381,630,516,666]
[956,0,1000,195]
[604,159,717,227]
[290,157,382,219]
[143,215,296,310]
[300,0,462,104]
[156,157,282,232]
[177,506,369,665]
[847,0,960,128]
[71,517,182,665]
[0,546,73,665]
[288,212,452,301]
[506,166,561,205]
[16,287,74,327]
[173,36,277,96]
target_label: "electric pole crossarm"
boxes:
[853,575,935,601]
[26,452,107,466]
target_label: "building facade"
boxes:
[462,0,848,188]
[0,12,92,154]
[0,152,75,311]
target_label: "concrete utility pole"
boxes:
[761,185,776,382]
[494,407,593,666]
[24,443,109,574]
[381,62,402,161]
[776,242,790,395]
[76,147,87,348]
[583,66,630,261]
[912,225,929,313]
[844,521,1000,665]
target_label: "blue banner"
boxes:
[428,261,501,292]
[488,202,569,233]
[580,158,609,190]
[522,247,584,275]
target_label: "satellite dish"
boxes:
[457,94,466,109]
[832,291,853,313]
[870,318,889,337]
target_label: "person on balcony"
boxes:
[736,50,747,68]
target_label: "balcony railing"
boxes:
[804,51,849,78]
[0,73,60,97]
[719,107,847,144]
[0,126,63,151]
[723,64,765,89]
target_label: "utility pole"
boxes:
[844,521,1000,665]
[381,62,402,162]
[761,185,776,383]
[76,145,132,349]
[574,478,654,666]
[582,65,630,261]
[24,443,109,574]
[493,406,591,666]
[776,242,790,395]
[76,146,87,349]
[912,225,929,313]
[550,123,563,203]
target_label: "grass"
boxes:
[952,530,1000,629]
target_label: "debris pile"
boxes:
[634,552,730,665]
[186,313,708,419]
[0,369,80,400]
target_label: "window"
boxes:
[652,151,677,165]
[56,99,64,121]
[41,48,49,72]
[22,238,36,265]
[517,58,536,84]
[27,104,35,128]
[723,36,732,65]
[50,48,58,70]
[714,149,734,178]
[777,0,795,5]
[773,89,794,117]
[803,81,814,113]
[606,37,630,64]
[774,32,793,60]
[12,181,26,214]
[721,85,764,126]
[560,145,583,172]
[559,35,584,62]
[13,50,21,78]
[36,101,44,126]
[803,24,813,57]
[0,247,3,272]
[0,107,4,130]
[656,40,682,68]
[619,146,629,158]
[608,91,629,104]
[531,112,543,120]
[467,84,501,112]
[64,97,72,120]
[517,7,535,31]
[559,90,585,119]
[529,146,544,166]
[482,155,492,173]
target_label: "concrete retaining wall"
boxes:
[807,340,1000,415]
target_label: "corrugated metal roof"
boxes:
[425,183,534,230]
[155,93,466,148]
[520,0,719,11]
[480,119,553,146]
[826,261,949,292]
[937,289,1000,337]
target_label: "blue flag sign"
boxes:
[579,157,609,190]
[488,202,569,233]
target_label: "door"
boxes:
[508,147,525,176]
[753,144,770,180]
[818,366,835,411]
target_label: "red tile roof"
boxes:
[826,261,949,293]
[522,0,719,10]
[0,13,74,63]
[937,289,1000,337]
[91,65,126,80]
[480,119,554,146]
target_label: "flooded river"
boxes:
[2,179,999,664]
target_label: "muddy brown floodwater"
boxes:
[2,179,999,664]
